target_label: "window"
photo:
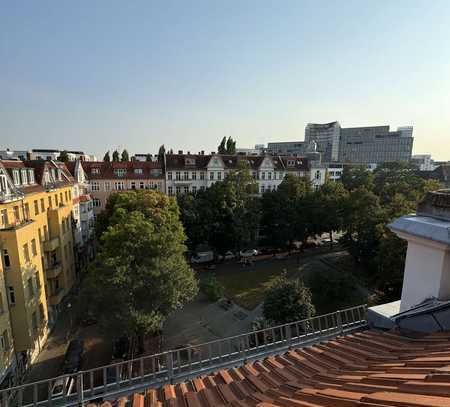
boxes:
[0,175,6,192]
[176,186,181,195]
[36,272,41,291]
[167,172,172,181]
[315,170,321,180]
[268,172,272,180]
[209,172,214,180]
[60,192,63,203]
[183,186,189,194]
[68,190,71,200]
[21,169,28,184]
[38,228,42,243]
[12,170,20,185]
[2,250,10,268]
[261,172,266,180]
[43,225,48,241]
[114,168,126,177]
[29,170,35,184]
[8,287,15,305]
[192,186,197,193]
[55,194,59,207]
[168,186,173,195]
[104,181,111,191]
[13,206,20,222]
[252,171,257,179]
[134,168,143,174]
[48,196,52,208]
[140,182,144,189]
[183,171,189,181]
[191,172,197,180]
[200,186,205,191]
[217,172,222,180]
[1,209,7,226]
[175,172,181,180]
[24,203,30,219]
[32,312,38,336]
[91,182,100,191]
[34,200,39,216]
[130,182,136,190]
[23,243,30,262]
[27,278,34,298]
[39,303,45,323]
[31,239,37,257]
[114,181,124,190]
[92,198,101,207]
[261,185,265,194]
[200,172,205,180]
[1,331,9,351]
[91,168,100,175]
[65,191,68,202]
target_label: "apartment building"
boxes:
[66,161,95,268]
[0,159,76,373]
[0,253,15,386]
[164,153,326,195]
[80,161,165,214]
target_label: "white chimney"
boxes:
[389,190,450,312]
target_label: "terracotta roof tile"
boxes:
[86,330,450,407]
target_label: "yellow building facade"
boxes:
[0,160,77,381]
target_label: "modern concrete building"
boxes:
[266,141,306,156]
[339,125,413,164]
[305,121,341,162]
[412,154,437,172]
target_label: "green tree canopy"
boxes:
[260,174,312,249]
[112,150,120,162]
[263,273,315,324]
[121,149,130,162]
[57,150,69,163]
[103,151,111,162]
[218,137,227,154]
[226,136,236,154]
[85,190,198,337]
[341,165,374,191]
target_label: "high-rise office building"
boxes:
[304,122,341,162]
[339,125,413,164]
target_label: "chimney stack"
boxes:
[178,150,183,155]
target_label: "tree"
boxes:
[218,137,227,154]
[226,137,236,154]
[112,150,120,162]
[263,273,315,324]
[84,190,198,338]
[260,174,312,249]
[121,149,130,162]
[341,165,374,191]
[200,274,225,302]
[57,150,69,163]
[103,151,111,162]
[158,145,166,162]
[313,181,349,248]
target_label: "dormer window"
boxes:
[114,168,126,177]
[91,168,100,175]
[0,175,7,192]
[51,168,56,180]
[28,169,35,184]
[134,168,143,174]
[12,170,20,185]
[287,160,295,167]
[185,158,196,166]
[57,169,62,181]
[21,169,28,185]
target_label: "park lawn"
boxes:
[214,262,302,310]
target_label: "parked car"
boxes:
[218,251,236,261]
[239,249,259,258]
[62,339,84,374]
[191,251,214,264]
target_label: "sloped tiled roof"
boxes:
[80,161,164,180]
[90,329,450,407]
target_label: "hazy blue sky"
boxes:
[1,1,450,159]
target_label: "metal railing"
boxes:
[1,304,367,407]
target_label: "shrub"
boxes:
[201,274,225,302]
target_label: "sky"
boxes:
[1,0,450,160]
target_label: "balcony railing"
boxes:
[46,263,62,279]
[0,304,367,407]
[43,237,59,252]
